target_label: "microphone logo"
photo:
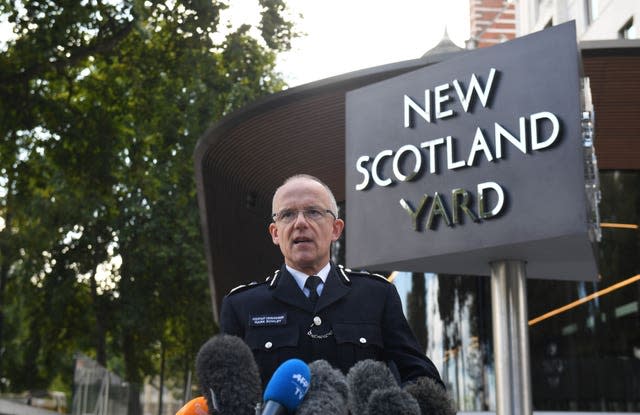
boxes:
[292,373,310,399]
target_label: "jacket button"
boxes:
[313,316,322,326]
[265,341,273,349]
[359,337,367,344]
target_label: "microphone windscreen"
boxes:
[195,334,261,415]
[263,358,311,413]
[404,376,457,415]
[297,360,349,415]
[366,387,421,415]
[346,359,398,415]
[175,396,209,415]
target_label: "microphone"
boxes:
[175,396,208,415]
[296,360,349,415]
[261,358,311,415]
[404,376,457,415]
[346,359,398,415]
[195,334,262,415]
[366,387,421,415]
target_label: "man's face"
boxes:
[269,178,344,275]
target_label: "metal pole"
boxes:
[81,371,88,414]
[183,369,192,405]
[104,371,110,415]
[490,260,533,415]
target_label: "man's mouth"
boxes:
[293,237,312,245]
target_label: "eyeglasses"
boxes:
[272,208,337,224]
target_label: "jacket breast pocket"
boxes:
[245,325,300,383]
[333,322,383,367]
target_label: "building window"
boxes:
[619,18,636,39]
[586,0,599,23]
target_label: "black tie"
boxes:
[305,275,322,305]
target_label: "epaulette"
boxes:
[227,280,265,296]
[266,269,280,289]
[338,264,390,284]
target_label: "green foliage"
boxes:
[259,0,298,52]
[0,0,295,407]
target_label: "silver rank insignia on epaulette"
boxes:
[369,272,390,283]
[340,265,389,283]
[228,280,260,296]
[337,264,352,285]
[267,269,280,289]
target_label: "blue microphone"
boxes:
[261,359,311,415]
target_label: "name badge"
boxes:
[250,313,287,327]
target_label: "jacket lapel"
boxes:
[315,265,350,312]
[271,266,314,312]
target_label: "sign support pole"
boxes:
[490,260,533,415]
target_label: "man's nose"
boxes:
[293,210,310,226]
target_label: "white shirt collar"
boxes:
[287,262,331,293]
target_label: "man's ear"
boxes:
[268,222,280,245]
[331,218,345,242]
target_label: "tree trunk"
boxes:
[158,341,165,415]
[89,270,108,366]
[0,210,13,391]
[124,331,142,415]
[0,258,8,391]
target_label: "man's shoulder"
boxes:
[224,269,280,298]
[337,265,390,285]
[225,281,266,298]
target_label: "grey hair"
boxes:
[272,174,339,218]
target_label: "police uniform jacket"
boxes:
[219,263,443,387]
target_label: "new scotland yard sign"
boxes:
[345,22,599,281]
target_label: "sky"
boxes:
[224,0,471,87]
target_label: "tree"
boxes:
[0,0,295,412]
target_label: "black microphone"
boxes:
[195,334,262,415]
[367,387,421,415]
[346,359,398,415]
[296,360,349,415]
[404,376,457,415]
[260,358,311,415]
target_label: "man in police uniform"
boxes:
[220,174,443,387]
